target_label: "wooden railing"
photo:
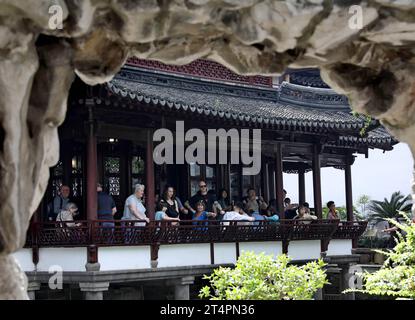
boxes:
[24,219,367,248]
[332,221,368,239]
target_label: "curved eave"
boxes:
[104,82,366,135]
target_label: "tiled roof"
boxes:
[107,66,365,131]
[337,126,396,149]
[126,57,273,87]
[102,65,396,149]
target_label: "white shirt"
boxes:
[222,211,255,225]
[123,194,147,226]
[56,210,76,227]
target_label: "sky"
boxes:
[283,143,413,207]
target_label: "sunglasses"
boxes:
[199,185,207,188]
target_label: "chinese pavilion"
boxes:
[17,58,396,300]
[43,58,395,220]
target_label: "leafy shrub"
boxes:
[346,213,415,298]
[199,251,328,300]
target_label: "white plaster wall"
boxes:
[214,243,237,264]
[98,246,151,270]
[157,243,211,268]
[37,247,87,272]
[239,242,282,258]
[327,239,353,256]
[287,240,321,260]
[12,249,35,272]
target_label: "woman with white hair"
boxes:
[122,184,149,226]
[56,202,81,227]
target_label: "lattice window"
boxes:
[108,177,120,196]
[71,177,83,197]
[53,160,63,176]
[104,157,120,196]
[105,157,120,174]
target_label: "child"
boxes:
[155,202,180,225]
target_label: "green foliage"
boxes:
[199,252,328,300]
[357,194,371,217]
[351,111,372,137]
[367,191,412,223]
[346,213,415,298]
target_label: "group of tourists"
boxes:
[122,180,341,226]
[47,181,342,226]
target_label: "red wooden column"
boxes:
[146,129,155,220]
[86,104,98,221]
[275,144,285,217]
[298,166,306,205]
[312,145,322,219]
[268,165,275,203]
[345,162,354,221]
[262,162,270,202]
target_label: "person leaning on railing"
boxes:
[56,202,82,227]
[159,185,180,219]
[192,200,216,225]
[155,202,180,225]
[222,202,255,226]
[122,184,149,226]
[293,205,317,224]
[223,202,279,226]
[97,183,117,228]
[284,197,299,219]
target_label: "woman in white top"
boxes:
[123,184,148,227]
[56,202,81,227]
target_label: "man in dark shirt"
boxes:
[48,185,71,221]
[97,183,117,229]
[185,180,216,214]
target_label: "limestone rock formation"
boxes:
[0,0,415,299]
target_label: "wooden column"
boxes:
[86,105,98,221]
[275,144,285,217]
[268,165,275,202]
[312,145,322,218]
[146,129,155,220]
[262,162,270,202]
[345,162,354,221]
[298,166,306,205]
